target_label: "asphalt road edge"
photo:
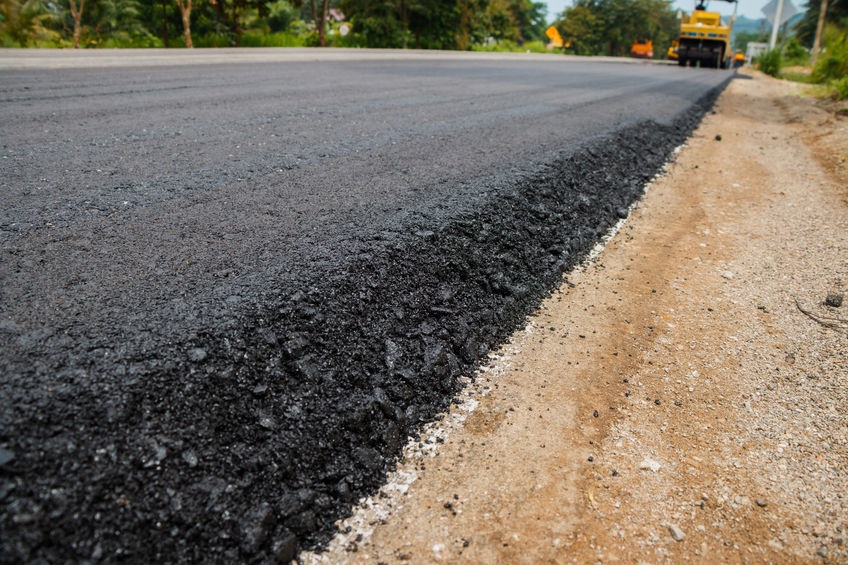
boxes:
[0,74,733,562]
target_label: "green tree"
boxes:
[340,0,408,47]
[341,0,543,49]
[555,0,678,57]
[486,0,519,42]
[1,0,60,45]
[203,0,294,45]
[136,0,179,47]
[68,0,84,47]
[53,0,157,47]
[175,0,192,47]
[733,29,768,53]
[88,0,153,45]
[408,0,468,49]
[557,2,605,54]
[267,0,297,31]
[512,0,546,43]
[794,0,848,47]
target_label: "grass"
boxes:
[780,68,816,83]
[757,25,848,101]
[472,40,552,54]
[829,76,848,101]
[239,32,306,47]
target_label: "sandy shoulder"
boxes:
[303,70,848,564]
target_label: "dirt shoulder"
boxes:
[303,70,848,564]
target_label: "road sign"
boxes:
[762,0,798,26]
[545,26,564,47]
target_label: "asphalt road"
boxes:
[0,50,731,562]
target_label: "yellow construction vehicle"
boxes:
[667,39,679,60]
[676,0,737,68]
[630,39,654,58]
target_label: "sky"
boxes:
[543,0,777,24]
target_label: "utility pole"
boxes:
[811,0,829,65]
[768,0,784,49]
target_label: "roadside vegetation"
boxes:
[750,0,848,100]
[0,0,679,57]
[553,0,678,58]
[0,0,550,50]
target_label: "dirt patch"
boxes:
[802,98,848,195]
[304,70,848,563]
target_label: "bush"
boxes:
[522,40,549,53]
[757,49,782,77]
[830,76,848,100]
[268,0,297,33]
[814,52,848,81]
[782,38,809,66]
[472,39,519,52]
[192,33,235,48]
[239,31,305,47]
[471,40,552,53]
[812,26,848,83]
[99,33,163,48]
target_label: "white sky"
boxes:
[543,0,775,24]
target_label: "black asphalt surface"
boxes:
[1,51,730,562]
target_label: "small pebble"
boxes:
[669,524,686,541]
[639,457,662,472]
[181,450,198,468]
[756,498,769,507]
[188,347,207,362]
[825,293,843,308]
[715,134,722,141]
[593,410,599,418]
[258,415,276,430]
[816,546,828,558]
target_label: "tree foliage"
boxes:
[733,29,769,53]
[555,0,679,57]
[337,0,545,49]
[794,0,848,47]
[0,0,542,49]
[1,0,60,45]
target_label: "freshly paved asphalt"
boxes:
[0,50,731,562]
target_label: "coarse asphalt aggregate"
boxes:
[0,51,731,562]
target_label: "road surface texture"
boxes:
[1,49,730,562]
[302,71,848,564]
